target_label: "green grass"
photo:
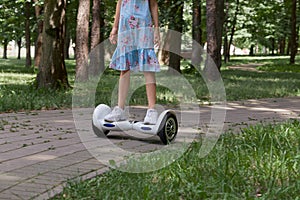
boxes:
[1,56,300,112]
[223,55,300,67]
[53,120,300,199]
[257,64,300,73]
[0,59,74,112]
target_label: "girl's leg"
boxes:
[144,72,156,109]
[104,70,130,122]
[118,70,130,109]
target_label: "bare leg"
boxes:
[118,70,130,109]
[144,72,156,109]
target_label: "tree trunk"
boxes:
[206,0,224,71]
[290,0,297,64]
[279,37,286,55]
[223,1,229,63]
[192,0,202,67]
[2,40,8,59]
[168,0,184,74]
[271,37,276,55]
[91,0,100,50]
[90,0,104,75]
[223,33,228,63]
[216,0,225,68]
[36,0,70,89]
[249,44,255,56]
[33,0,43,67]
[76,0,90,81]
[25,1,32,67]
[64,24,71,59]
[287,39,291,55]
[227,0,239,62]
[17,39,22,59]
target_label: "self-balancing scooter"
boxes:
[92,104,178,145]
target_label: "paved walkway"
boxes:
[0,97,299,199]
[227,63,264,72]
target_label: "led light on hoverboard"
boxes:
[103,123,116,128]
[141,127,152,131]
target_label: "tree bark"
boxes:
[192,0,202,67]
[216,0,225,68]
[206,0,224,71]
[36,0,70,89]
[204,0,225,84]
[168,0,184,74]
[25,1,32,67]
[287,39,291,55]
[226,0,239,62]
[90,0,105,75]
[249,44,255,56]
[64,23,71,59]
[33,0,43,67]
[17,39,22,59]
[290,0,297,64]
[76,0,90,81]
[223,1,229,63]
[91,0,100,50]
[279,37,286,55]
[2,40,8,59]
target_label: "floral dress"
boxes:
[110,0,160,72]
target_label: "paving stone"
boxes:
[0,97,299,199]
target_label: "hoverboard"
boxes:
[92,104,178,145]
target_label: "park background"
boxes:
[1,0,300,199]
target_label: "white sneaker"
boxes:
[104,106,127,122]
[143,109,158,125]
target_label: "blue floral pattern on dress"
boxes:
[110,0,160,72]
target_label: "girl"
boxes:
[104,0,160,125]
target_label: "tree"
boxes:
[33,0,43,67]
[290,0,297,64]
[76,0,90,81]
[91,0,100,50]
[25,1,32,67]
[192,0,203,67]
[36,0,70,89]
[0,0,24,59]
[65,0,79,59]
[90,0,105,75]
[167,0,184,74]
[223,0,239,62]
[206,0,224,70]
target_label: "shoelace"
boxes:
[147,110,156,117]
[110,107,121,117]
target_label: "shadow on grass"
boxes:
[1,57,300,112]
[0,84,72,112]
[223,69,300,100]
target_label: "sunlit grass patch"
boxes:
[1,57,300,112]
[53,120,300,200]
[257,64,300,73]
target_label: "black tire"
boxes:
[92,122,110,137]
[157,112,178,145]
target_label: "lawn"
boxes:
[53,120,300,199]
[1,56,300,199]
[0,56,300,112]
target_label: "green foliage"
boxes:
[0,0,295,55]
[233,0,291,51]
[0,0,25,44]
[53,120,300,199]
